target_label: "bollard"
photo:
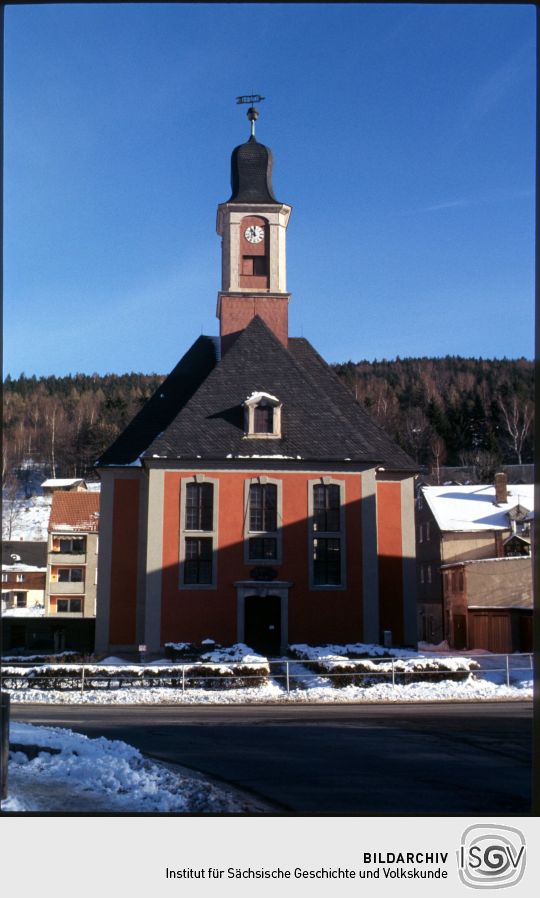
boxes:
[1,691,10,801]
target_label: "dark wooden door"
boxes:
[469,612,512,653]
[453,614,467,649]
[244,595,281,656]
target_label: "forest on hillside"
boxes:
[2,357,534,490]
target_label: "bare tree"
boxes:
[403,408,432,463]
[2,475,24,540]
[498,397,534,464]
[429,435,447,485]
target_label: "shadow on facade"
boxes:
[104,486,415,657]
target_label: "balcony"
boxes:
[50,581,85,595]
[50,552,86,565]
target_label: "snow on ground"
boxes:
[1,722,260,813]
[1,641,532,813]
[2,495,52,540]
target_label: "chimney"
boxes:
[494,472,508,505]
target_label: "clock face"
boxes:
[245,225,264,244]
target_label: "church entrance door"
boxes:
[244,594,281,656]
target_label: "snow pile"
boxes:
[289,643,478,682]
[200,643,269,668]
[1,722,255,813]
[290,642,418,660]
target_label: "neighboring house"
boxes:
[41,478,89,495]
[95,112,418,658]
[442,556,532,653]
[44,491,100,652]
[416,473,533,650]
[1,541,47,653]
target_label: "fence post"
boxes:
[80,665,85,696]
[391,660,395,688]
[1,692,10,801]
[505,655,510,688]
[285,660,290,695]
[182,665,185,694]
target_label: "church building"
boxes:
[95,105,417,656]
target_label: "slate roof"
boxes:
[49,492,101,533]
[97,336,218,466]
[99,316,415,469]
[2,541,47,568]
[227,136,280,204]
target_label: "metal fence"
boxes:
[0,653,533,695]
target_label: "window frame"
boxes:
[308,477,346,589]
[243,393,282,439]
[244,477,283,565]
[57,567,84,583]
[56,597,83,614]
[179,475,219,589]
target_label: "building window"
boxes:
[184,538,213,585]
[15,574,25,583]
[427,564,432,584]
[418,524,423,543]
[180,477,218,589]
[420,566,425,584]
[246,481,281,562]
[56,598,83,613]
[1,574,7,583]
[243,392,282,438]
[58,568,84,583]
[15,592,27,608]
[309,478,346,588]
[241,256,267,277]
[254,405,274,434]
[313,537,341,586]
[425,522,430,541]
[185,482,214,531]
[53,536,86,554]
[313,484,340,533]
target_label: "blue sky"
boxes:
[3,3,536,377]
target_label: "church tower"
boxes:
[216,102,292,353]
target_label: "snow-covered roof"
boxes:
[244,391,280,405]
[41,478,86,489]
[2,564,47,573]
[421,484,534,533]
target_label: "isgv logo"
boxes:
[458,825,526,889]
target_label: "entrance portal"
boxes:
[244,594,281,656]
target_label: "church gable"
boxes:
[141,316,415,467]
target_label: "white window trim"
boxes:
[179,475,219,590]
[308,477,346,590]
[243,393,282,439]
[243,477,283,565]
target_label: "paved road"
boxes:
[11,702,532,814]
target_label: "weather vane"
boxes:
[236,94,265,137]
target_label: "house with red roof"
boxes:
[45,491,100,652]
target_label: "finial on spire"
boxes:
[236,94,265,138]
